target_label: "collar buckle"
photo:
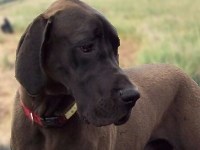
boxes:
[30,112,34,122]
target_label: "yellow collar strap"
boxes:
[65,103,77,119]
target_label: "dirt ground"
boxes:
[0,33,19,149]
[0,31,138,148]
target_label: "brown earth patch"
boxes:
[119,38,140,68]
[0,32,19,146]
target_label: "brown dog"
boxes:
[11,0,200,150]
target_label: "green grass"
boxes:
[0,0,199,84]
[85,0,200,85]
[0,0,55,31]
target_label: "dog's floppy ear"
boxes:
[15,15,52,96]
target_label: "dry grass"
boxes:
[0,32,19,147]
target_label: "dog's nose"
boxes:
[119,88,140,105]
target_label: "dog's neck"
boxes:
[18,86,115,150]
[19,85,77,126]
[20,88,73,115]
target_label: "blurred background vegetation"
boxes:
[1,0,200,83]
[0,0,199,149]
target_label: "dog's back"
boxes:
[113,64,200,150]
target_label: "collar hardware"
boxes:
[20,100,77,128]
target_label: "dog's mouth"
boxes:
[113,111,131,126]
[81,111,132,127]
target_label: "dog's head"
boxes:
[16,0,140,126]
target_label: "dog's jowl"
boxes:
[11,0,200,150]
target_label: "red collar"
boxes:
[20,100,77,127]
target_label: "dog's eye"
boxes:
[79,44,94,53]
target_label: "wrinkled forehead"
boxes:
[49,5,102,42]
